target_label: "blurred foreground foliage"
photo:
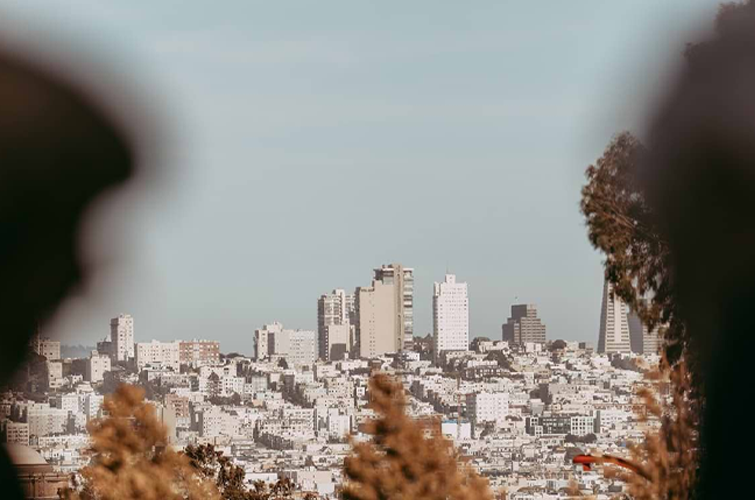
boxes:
[342,373,496,500]
[60,385,220,500]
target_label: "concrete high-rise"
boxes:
[355,263,414,358]
[287,329,317,367]
[433,274,469,362]
[373,263,414,349]
[597,281,631,354]
[502,304,546,345]
[317,289,355,361]
[254,322,282,361]
[110,314,134,362]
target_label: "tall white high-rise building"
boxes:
[317,289,355,361]
[597,281,631,354]
[433,274,469,362]
[110,314,134,362]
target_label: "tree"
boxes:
[60,385,219,500]
[470,337,491,352]
[548,340,567,352]
[183,444,319,500]
[484,350,512,370]
[580,132,685,362]
[183,444,248,500]
[342,373,493,500]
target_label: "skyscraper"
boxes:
[317,289,355,361]
[501,304,546,346]
[110,314,134,362]
[597,281,631,354]
[433,274,469,362]
[354,263,414,358]
[355,279,397,359]
[373,263,414,349]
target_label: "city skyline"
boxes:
[3,0,724,353]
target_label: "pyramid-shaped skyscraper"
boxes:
[597,281,631,354]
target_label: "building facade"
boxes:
[502,304,546,346]
[355,279,398,359]
[85,351,111,383]
[373,264,414,349]
[317,289,355,361]
[135,340,181,371]
[254,322,282,361]
[110,314,135,362]
[432,274,469,363]
[31,333,60,361]
[178,340,220,367]
[288,330,317,367]
[354,263,414,358]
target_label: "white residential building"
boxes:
[3,421,30,446]
[85,351,111,383]
[198,406,241,438]
[254,322,282,361]
[31,333,61,361]
[288,330,317,367]
[27,403,68,438]
[110,314,135,362]
[135,340,181,371]
[432,274,469,362]
[466,392,509,429]
[44,361,63,390]
[317,289,355,361]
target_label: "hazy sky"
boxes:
[1,1,722,354]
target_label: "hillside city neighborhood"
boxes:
[2,264,663,499]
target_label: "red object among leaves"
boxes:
[572,454,651,481]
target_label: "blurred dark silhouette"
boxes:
[0,46,135,497]
[642,1,755,497]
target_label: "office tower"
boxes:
[597,281,631,354]
[433,274,469,363]
[501,304,546,345]
[178,340,220,367]
[373,264,414,349]
[254,322,282,361]
[318,289,355,361]
[110,314,134,362]
[628,309,662,355]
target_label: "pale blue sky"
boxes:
[1,1,722,354]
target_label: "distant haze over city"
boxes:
[3,0,723,354]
